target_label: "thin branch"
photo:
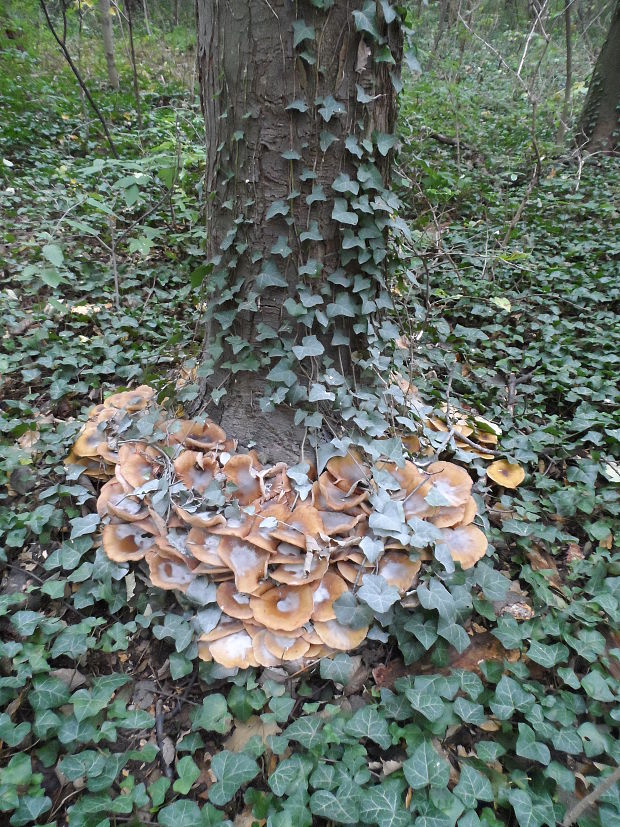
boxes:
[39,0,119,158]
[562,765,620,827]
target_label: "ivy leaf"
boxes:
[352,9,380,38]
[405,687,446,722]
[9,795,52,827]
[42,242,63,267]
[308,383,335,402]
[417,579,456,621]
[507,789,555,827]
[581,670,616,701]
[310,777,361,823]
[157,800,203,827]
[489,675,535,719]
[208,750,259,806]
[360,535,384,564]
[190,694,232,734]
[453,697,486,725]
[269,754,310,796]
[320,653,356,684]
[286,98,308,112]
[345,705,392,749]
[473,562,510,601]
[359,778,410,827]
[0,713,30,747]
[318,95,346,122]
[69,513,100,540]
[403,740,450,789]
[265,200,289,220]
[293,19,315,48]
[332,173,360,195]
[172,756,200,794]
[284,715,324,749]
[375,133,397,156]
[333,592,375,629]
[516,724,551,765]
[453,764,494,808]
[332,198,358,225]
[292,335,325,360]
[526,640,569,668]
[358,574,401,613]
[28,675,71,711]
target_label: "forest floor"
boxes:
[0,5,619,827]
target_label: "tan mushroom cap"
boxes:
[270,555,329,586]
[311,571,349,622]
[73,423,105,458]
[172,503,226,530]
[402,434,421,455]
[326,449,369,492]
[438,525,488,569]
[103,385,155,412]
[98,481,148,522]
[222,454,263,505]
[378,551,422,592]
[102,521,156,562]
[336,559,372,584]
[250,584,314,631]
[186,528,224,566]
[117,443,161,491]
[487,459,525,489]
[263,631,310,661]
[319,511,365,535]
[184,420,227,450]
[206,630,258,669]
[425,461,473,508]
[314,619,369,651]
[316,474,369,512]
[430,503,467,528]
[174,451,218,494]
[146,551,195,592]
[245,504,289,552]
[271,504,326,550]
[456,496,477,527]
[216,581,254,620]
[251,630,282,667]
[217,537,270,594]
[209,511,254,539]
[200,618,244,642]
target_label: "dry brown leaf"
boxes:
[223,715,281,753]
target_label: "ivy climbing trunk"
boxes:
[578,0,620,151]
[194,0,402,463]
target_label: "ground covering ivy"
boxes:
[0,2,619,826]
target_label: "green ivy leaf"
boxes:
[359,777,410,827]
[453,764,494,808]
[516,724,551,765]
[157,800,203,827]
[292,20,315,48]
[208,750,259,806]
[507,789,555,827]
[284,715,324,749]
[310,777,361,823]
[172,756,200,794]
[403,740,450,789]
[344,705,391,749]
[190,694,232,734]
[332,198,358,226]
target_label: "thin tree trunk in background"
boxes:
[557,0,572,143]
[578,0,620,151]
[98,0,119,90]
[194,0,401,460]
[142,0,151,36]
[173,0,179,28]
[76,0,90,142]
[124,0,143,132]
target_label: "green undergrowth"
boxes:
[0,3,619,827]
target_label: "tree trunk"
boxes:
[98,0,119,90]
[194,0,402,463]
[556,0,572,144]
[173,0,180,28]
[578,0,620,151]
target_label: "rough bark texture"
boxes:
[578,0,620,151]
[98,0,119,90]
[194,0,400,463]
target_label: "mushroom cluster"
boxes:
[68,386,488,669]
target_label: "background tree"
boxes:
[578,0,620,150]
[98,0,119,90]
[194,0,402,462]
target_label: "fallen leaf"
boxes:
[223,715,281,752]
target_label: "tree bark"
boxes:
[98,0,119,90]
[556,0,572,144]
[194,0,401,463]
[578,0,620,151]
